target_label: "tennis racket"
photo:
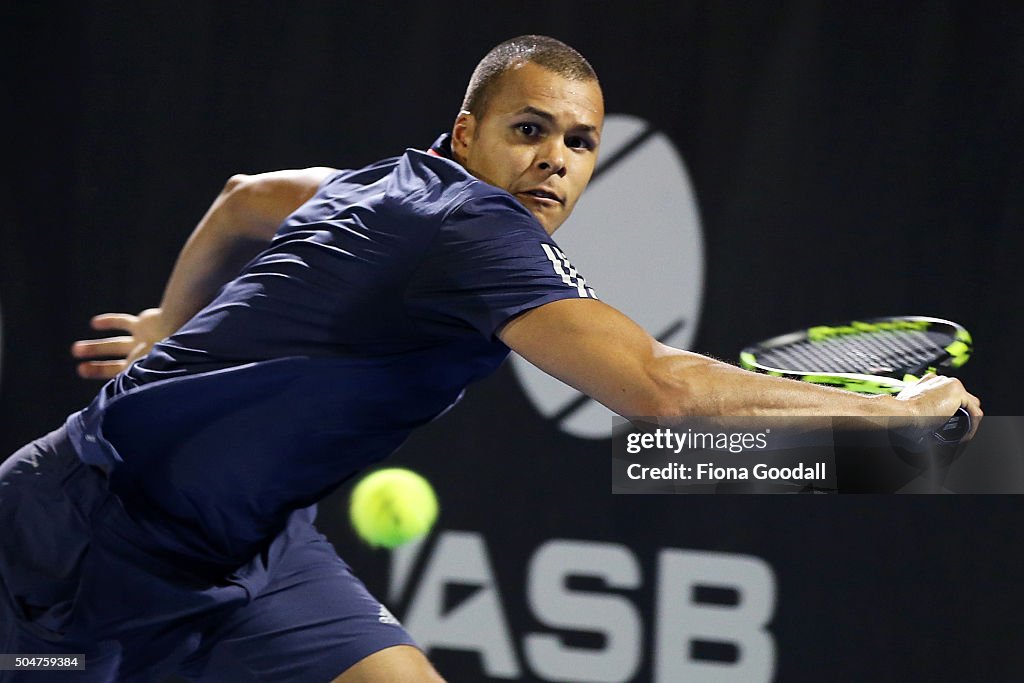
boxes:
[739,316,973,444]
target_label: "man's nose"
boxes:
[536,140,567,177]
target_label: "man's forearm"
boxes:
[648,347,897,420]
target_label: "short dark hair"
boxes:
[461,35,598,118]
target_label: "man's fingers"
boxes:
[71,336,136,359]
[964,392,984,440]
[73,311,160,381]
[90,313,139,331]
[915,373,946,387]
[76,360,126,380]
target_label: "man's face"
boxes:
[452,61,604,235]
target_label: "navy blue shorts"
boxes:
[0,426,416,682]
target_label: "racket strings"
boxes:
[760,330,947,375]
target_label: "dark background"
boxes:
[4,2,1023,680]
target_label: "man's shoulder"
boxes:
[321,154,403,190]
[312,136,537,229]
[394,145,533,225]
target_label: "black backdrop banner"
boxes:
[4,3,1023,680]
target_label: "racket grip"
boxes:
[890,407,972,455]
[932,407,971,445]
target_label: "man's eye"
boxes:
[567,136,595,150]
[516,123,541,137]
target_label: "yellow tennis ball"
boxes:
[349,468,438,549]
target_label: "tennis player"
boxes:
[0,35,981,682]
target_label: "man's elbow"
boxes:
[629,353,720,419]
[223,173,251,194]
[607,372,691,419]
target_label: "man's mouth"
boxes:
[519,189,563,205]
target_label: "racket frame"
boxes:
[739,316,972,395]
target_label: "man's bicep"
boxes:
[498,298,665,417]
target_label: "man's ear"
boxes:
[451,110,476,162]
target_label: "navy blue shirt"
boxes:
[67,135,596,564]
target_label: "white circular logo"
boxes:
[510,114,705,439]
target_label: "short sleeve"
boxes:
[406,193,598,339]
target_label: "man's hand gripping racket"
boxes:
[740,316,982,447]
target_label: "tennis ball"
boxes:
[349,468,438,549]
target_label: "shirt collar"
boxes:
[428,133,453,158]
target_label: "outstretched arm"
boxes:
[498,298,982,426]
[72,167,335,378]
